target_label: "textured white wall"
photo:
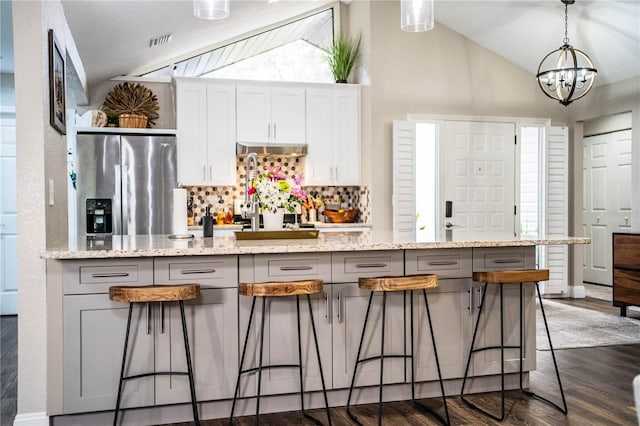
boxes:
[13,0,84,420]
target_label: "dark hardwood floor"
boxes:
[1,315,17,426]
[2,296,639,426]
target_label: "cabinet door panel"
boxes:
[271,87,306,144]
[206,83,236,185]
[63,295,154,413]
[305,88,334,185]
[237,290,332,396]
[332,87,361,185]
[156,288,238,404]
[207,83,236,186]
[412,279,472,381]
[237,85,271,143]
[176,79,209,185]
[332,283,405,389]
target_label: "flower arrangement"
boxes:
[248,166,307,213]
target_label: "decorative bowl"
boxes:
[324,209,359,223]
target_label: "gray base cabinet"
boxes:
[61,257,239,415]
[330,283,406,389]
[156,288,238,405]
[63,295,155,413]
[56,247,539,420]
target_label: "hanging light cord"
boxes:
[563,4,569,45]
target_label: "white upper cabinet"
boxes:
[175,78,236,186]
[305,85,361,186]
[236,84,306,145]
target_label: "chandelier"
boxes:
[401,0,434,32]
[193,0,230,20]
[536,0,597,106]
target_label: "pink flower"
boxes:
[248,187,256,195]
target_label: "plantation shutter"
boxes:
[392,120,416,242]
[544,126,569,295]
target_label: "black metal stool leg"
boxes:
[499,283,506,421]
[521,282,568,414]
[296,295,306,416]
[460,283,488,400]
[113,303,134,426]
[306,294,333,426]
[461,282,509,421]
[409,289,450,426]
[346,292,375,423]
[230,296,257,423]
[377,291,387,426]
[178,300,200,425]
[255,297,267,426]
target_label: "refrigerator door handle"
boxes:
[113,164,123,236]
[121,165,129,235]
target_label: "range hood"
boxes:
[236,142,308,156]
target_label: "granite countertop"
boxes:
[42,231,590,260]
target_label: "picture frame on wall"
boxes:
[48,29,66,135]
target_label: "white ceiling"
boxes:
[2,0,639,90]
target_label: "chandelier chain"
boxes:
[563,4,569,44]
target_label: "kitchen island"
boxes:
[43,231,588,426]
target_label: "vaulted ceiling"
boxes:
[1,1,639,91]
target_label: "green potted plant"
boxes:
[326,32,361,83]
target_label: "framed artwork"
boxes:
[48,29,66,135]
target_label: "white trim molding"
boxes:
[13,412,49,426]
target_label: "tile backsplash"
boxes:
[184,155,370,224]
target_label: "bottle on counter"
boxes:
[202,206,213,237]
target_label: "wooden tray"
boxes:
[234,230,319,240]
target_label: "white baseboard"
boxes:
[568,284,586,298]
[13,412,49,426]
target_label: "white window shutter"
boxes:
[392,120,416,242]
[545,126,569,295]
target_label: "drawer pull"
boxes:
[355,263,388,268]
[427,260,458,266]
[91,272,130,278]
[180,268,217,275]
[493,259,522,264]
[279,266,314,271]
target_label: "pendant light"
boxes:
[536,0,597,106]
[401,0,434,32]
[193,0,230,20]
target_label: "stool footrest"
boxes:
[239,364,300,376]
[470,344,520,354]
[123,371,190,381]
[356,354,411,365]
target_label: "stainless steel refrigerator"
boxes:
[73,133,177,236]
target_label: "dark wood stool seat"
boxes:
[231,279,331,425]
[238,279,323,297]
[110,283,201,426]
[473,269,550,285]
[347,274,450,425]
[109,283,200,303]
[461,268,567,421]
[359,274,439,291]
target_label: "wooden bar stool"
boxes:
[109,284,201,426]
[460,269,567,421]
[230,279,331,426]
[346,274,450,426]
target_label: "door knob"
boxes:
[445,222,456,229]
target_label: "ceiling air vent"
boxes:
[149,34,173,48]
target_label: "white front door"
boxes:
[439,121,517,236]
[583,130,633,285]
[0,113,17,315]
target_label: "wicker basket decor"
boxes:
[102,82,159,128]
[118,114,148,128]
[324,209,359,223]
